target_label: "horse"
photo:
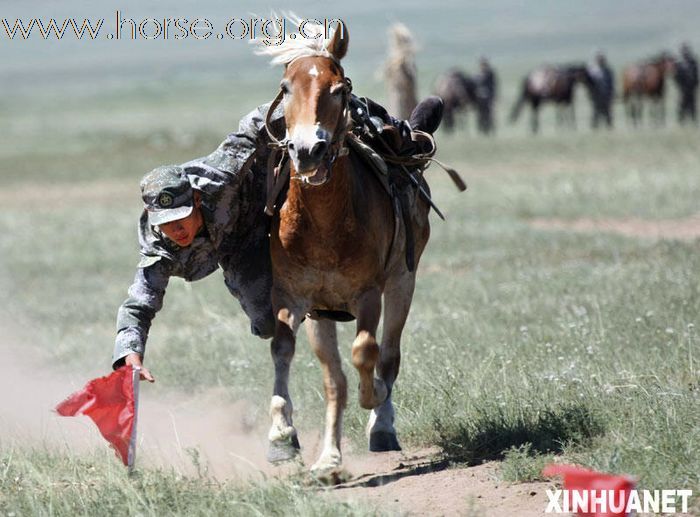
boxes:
[622,53,675,126]
[433,69,479,132]
[509,64,590,133]
[256,21,432,476]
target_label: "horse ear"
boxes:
[327,22,349,61]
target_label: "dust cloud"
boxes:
[0,324,276,481]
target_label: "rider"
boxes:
[113,95,444,381]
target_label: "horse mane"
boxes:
[254,15,340,66]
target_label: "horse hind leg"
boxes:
[267,305,303,463]
[530,104,540,134]
[352,289,386,411]
[305,318,347,473]
[368,271,416,452]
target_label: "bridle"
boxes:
[264,56,353,213]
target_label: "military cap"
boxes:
[140,165,194,226]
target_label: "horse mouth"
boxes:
[297,161,330,186]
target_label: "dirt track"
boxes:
[1,324,556,516]
[530,214,700,241]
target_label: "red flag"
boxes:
[543,464,636,517]
[55,366,139,466]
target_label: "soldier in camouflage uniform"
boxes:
[113,103,285,379]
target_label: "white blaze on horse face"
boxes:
[308,65,320,77]
[289,122,331,172]
[291,122,330,147]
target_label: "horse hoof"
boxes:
[267,435,301,464]
[310,466,351,486]
[369,431,402,452]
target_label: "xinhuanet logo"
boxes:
[545,489,693,514]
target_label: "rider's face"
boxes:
[158,194,203,247]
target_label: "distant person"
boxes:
[587,51,615,128]
[383,23,418,121]
[475,57,498,133]
[674,43,699,124]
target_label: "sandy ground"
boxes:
[530,214,700,241]
[329,449,554,516]
[1,322,559,516]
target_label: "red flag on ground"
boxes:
[542,464,636,517]
[55,366,140,467]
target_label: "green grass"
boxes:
[3,127,699,512]
[0,448,380,516]
[3,0,700,513]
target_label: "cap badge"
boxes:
[158,192,174,208]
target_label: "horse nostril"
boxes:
[288,142,296,151]
[310,141,328,159]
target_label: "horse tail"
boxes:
[509,79,528,123]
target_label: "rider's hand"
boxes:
[125,353,155,383]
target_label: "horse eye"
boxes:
[280,81,290,95]
[330,83,344,96]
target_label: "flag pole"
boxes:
[127,366,141,474]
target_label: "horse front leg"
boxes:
[267,302,304,463]
[368,271,415,452]
[352,289,386,410]
[305,319,347,472]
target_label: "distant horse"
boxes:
[510,64,591,133]
[433,69,480,132]
[256,22,433,475]
[622,53,675,126]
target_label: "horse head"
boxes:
[564,63,591,85]
[260,21,352,185]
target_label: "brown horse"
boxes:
[622,53,675,126]
[433,69,477,132]
[510,64,591,133]
[256,21,431,475]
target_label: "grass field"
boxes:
[2,1,700,515]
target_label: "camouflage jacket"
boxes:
[112,102,284,368]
